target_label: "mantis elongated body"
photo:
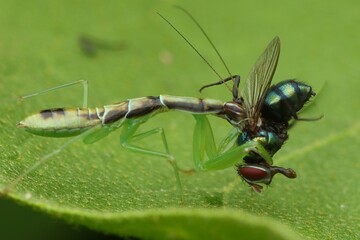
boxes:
[10,75,274,195]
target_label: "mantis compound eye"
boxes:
[237,164,297,192]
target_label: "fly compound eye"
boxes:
[237,164,297,193]
[237,164,272,185]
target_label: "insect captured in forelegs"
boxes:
[192,115,273,171]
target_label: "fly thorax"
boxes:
[237,128,285,161]
[258,130,283,156]
[237,130,267,163]
[237,131,250,146]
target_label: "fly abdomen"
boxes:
[262,80,315,123]
[17,108,102,137]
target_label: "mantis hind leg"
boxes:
[120,117,183,194]
[21,80,89,108]
[3,81,93,196]
[1,125,101,196]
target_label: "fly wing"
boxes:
[241,36,280,129]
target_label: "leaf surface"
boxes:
[0,1,359,239]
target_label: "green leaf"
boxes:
[0,0,359,239]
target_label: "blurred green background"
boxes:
[0,0,359,239]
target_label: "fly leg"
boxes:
[120,116,183,194]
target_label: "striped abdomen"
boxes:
[262,80,315,123]
[18,95,225,138]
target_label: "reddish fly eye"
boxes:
[239,166,266,181]
[238,165,270,183]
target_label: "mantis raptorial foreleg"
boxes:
[192,115,273,171]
